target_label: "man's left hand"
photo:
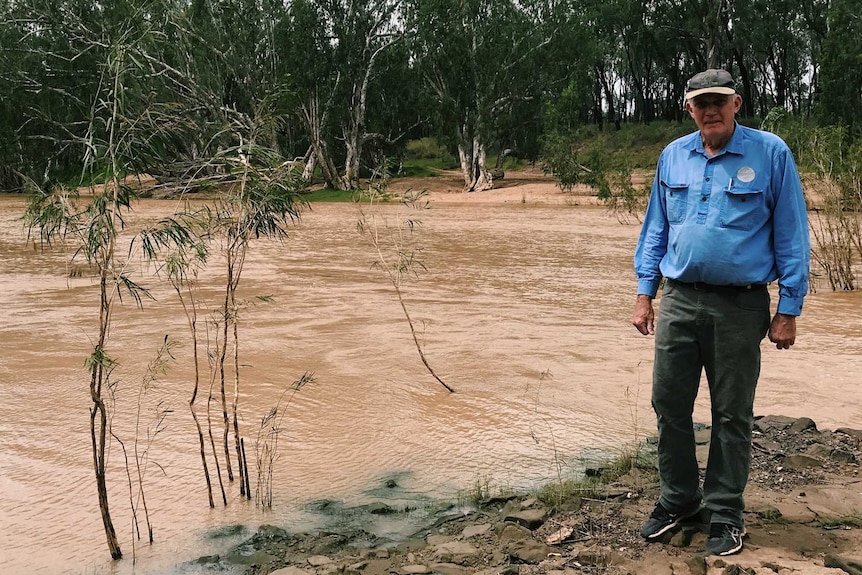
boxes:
[768,313,797,349]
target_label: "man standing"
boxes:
[632,69,810,556]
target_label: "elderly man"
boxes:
[632,69,810,556]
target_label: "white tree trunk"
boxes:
[458,132,493,193]
[301,146,316,182]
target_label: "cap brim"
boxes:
[685,86,736,100]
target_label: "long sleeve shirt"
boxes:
[634,123,810,316]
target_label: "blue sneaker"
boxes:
[640,502,701,540]
[705,522,746,555]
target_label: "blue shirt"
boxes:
[634,123,810,315]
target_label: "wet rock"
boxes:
[363,502,396,515]
[225,549,277,567]
[836,428,862,441]
[789,417,817,434]
[258,524,290,540]
[502,508,549,530]
[193,554,220,564]
[206,524,247,539]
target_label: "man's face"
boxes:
[685,94,742,145]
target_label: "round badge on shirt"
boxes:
[736,166,756,183]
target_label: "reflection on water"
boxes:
[0,197,860,574]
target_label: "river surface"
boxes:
[1,196,860,574]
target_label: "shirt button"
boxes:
[705,177,711,181]
[701,196,708,201]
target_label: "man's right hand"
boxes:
[632,295,655,335]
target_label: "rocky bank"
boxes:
[190,415,862,575]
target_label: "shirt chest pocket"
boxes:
[720,186,768,230]
[663,181,689,224]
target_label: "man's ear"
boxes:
[732,95,742,113]
[684,101,695,118]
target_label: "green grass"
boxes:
[301,187,361,203]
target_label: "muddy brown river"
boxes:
[1,195,860,574]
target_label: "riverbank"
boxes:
[201,415,862,575]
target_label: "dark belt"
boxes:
[667,278,766,294]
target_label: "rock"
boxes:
[754,415,797,432]
[789,417,818,434]
[831,449,857,463]
[545,526,574,545]
[503,508,549,530]
[401,565,430,574]
[836,428,862,441]
[271,567,314,575]
[430,563,469,575]
[427,534,453,546]
[782,454,823,469]
[506,539,554,564]
[225,549,276,567]
[461,524,491,538]
[685,555,707,575]
[496,522,533,544]
[576,545,627,568]
[753,440,783,454]
[374,548,390,559]
[434,541,479,557]
[258,524,290,540]
[824,554,862,575]
[365,502,396,515]
[771,501,816,522]
[307,555,334,567]
[805,443,833,458]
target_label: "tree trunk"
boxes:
[458,135,493,193]
[301,146,316,182]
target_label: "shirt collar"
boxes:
[689,122,744,156]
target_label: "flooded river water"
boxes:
[1,195,860,574]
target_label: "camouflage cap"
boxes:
[684,69,736,100]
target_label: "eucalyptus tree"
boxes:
[819,0,862,138]
[275,0,407,190]
[408,0,561,191]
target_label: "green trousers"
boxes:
[652,280,770,527]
